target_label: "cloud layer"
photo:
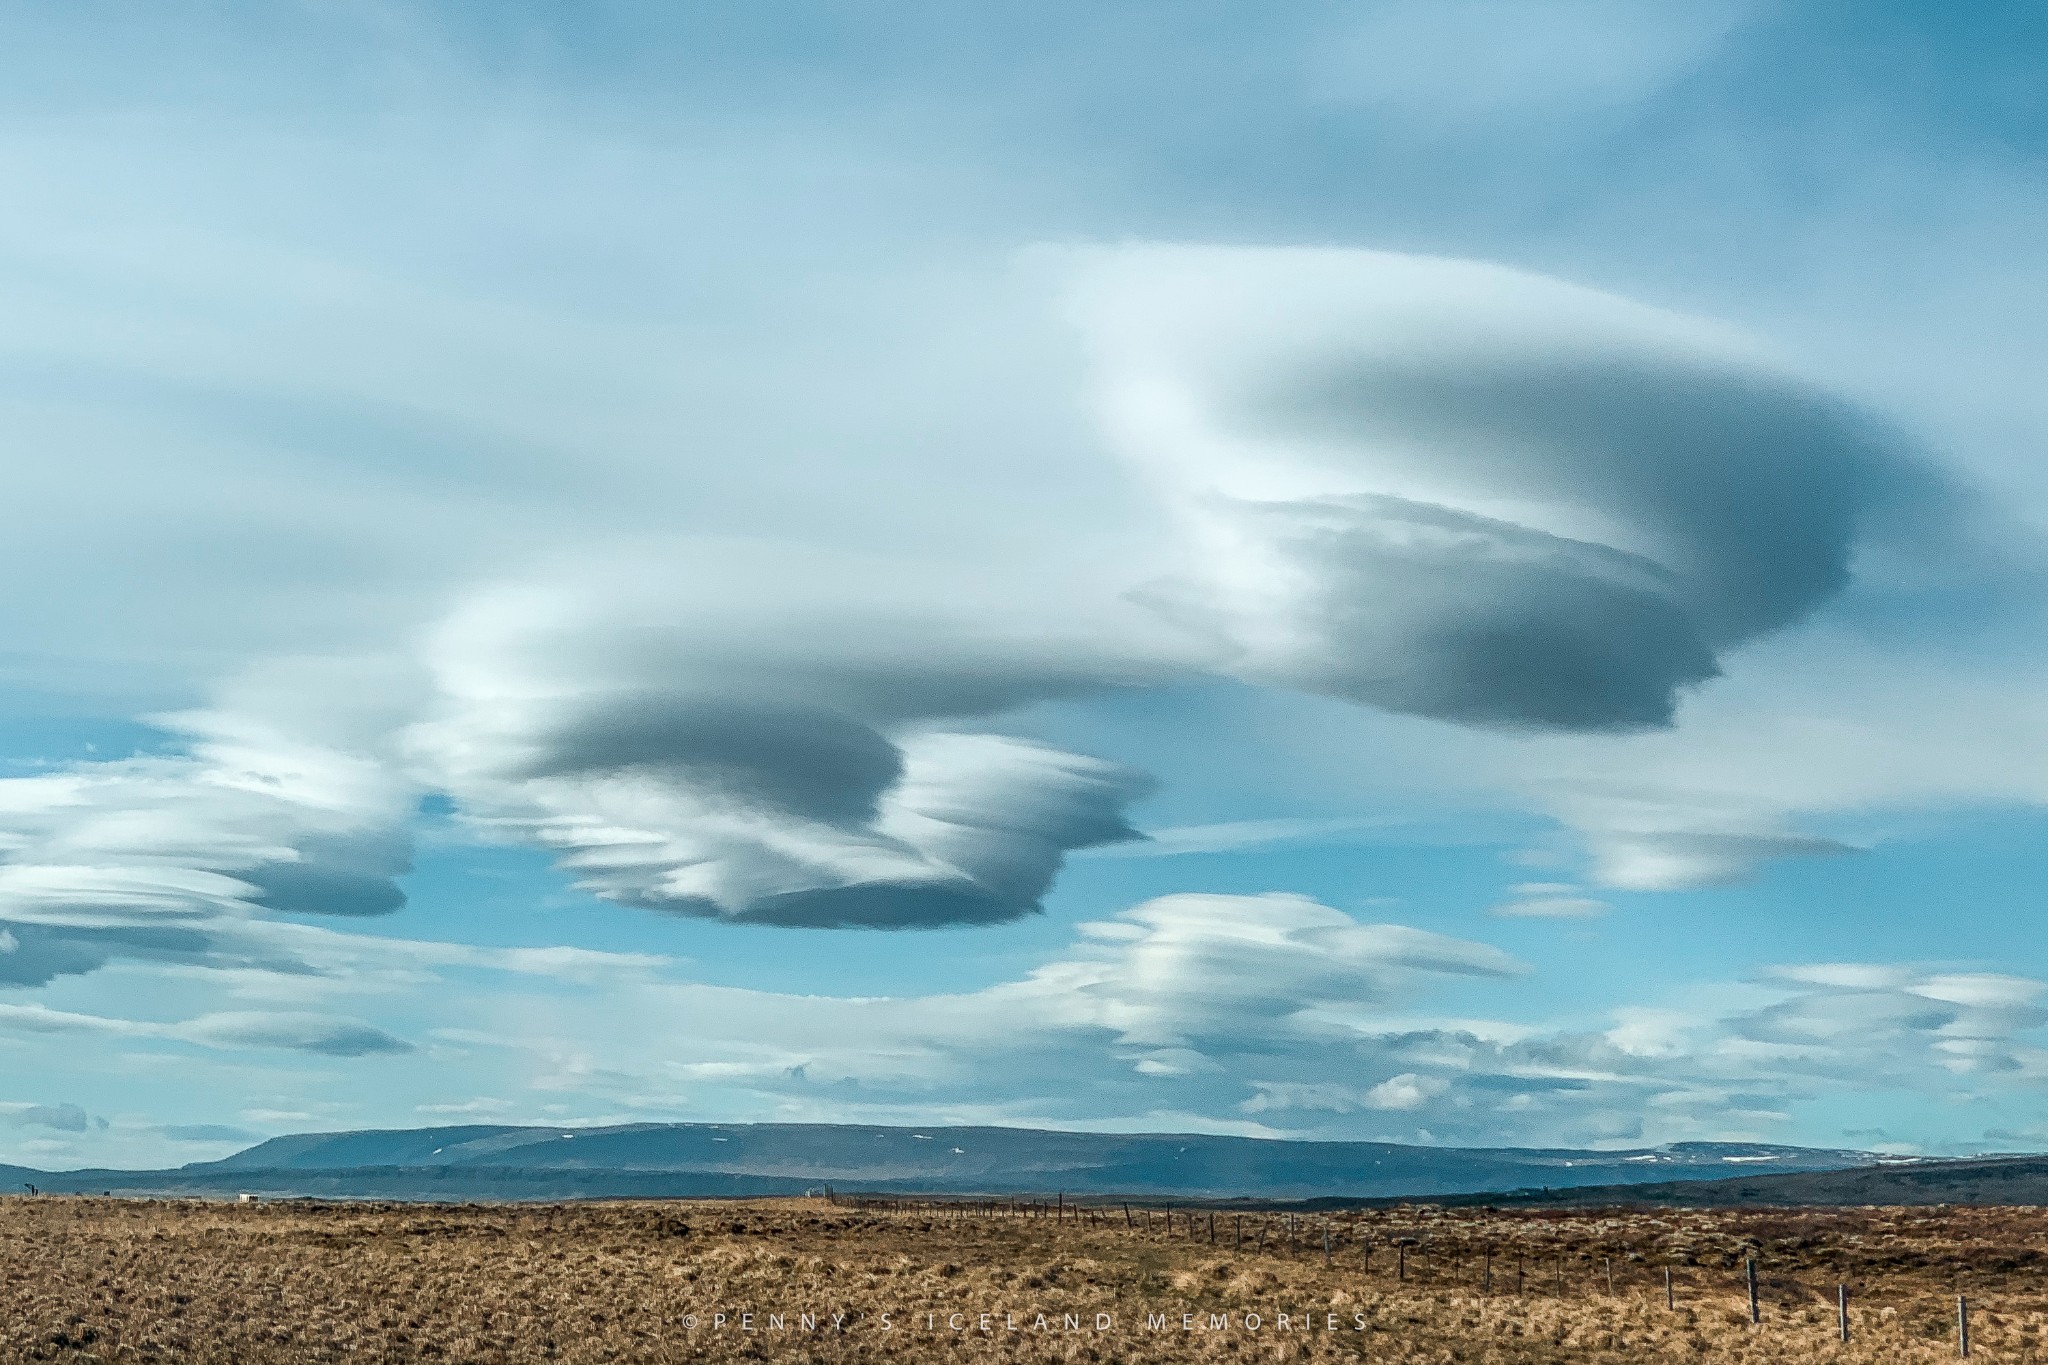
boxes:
[415,892,2048,1151]
[1077,245,1932,731]
[0,245,1983,944]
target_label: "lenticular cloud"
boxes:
[404,566,1166,929]
[1076,245,1923,731]
[0,246,1945,957]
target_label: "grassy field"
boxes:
[7,1196,2048,1362]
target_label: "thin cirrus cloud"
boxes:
[0,1002,412,1058]
[1489,883,1611,918]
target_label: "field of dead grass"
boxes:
[6,1195,2048,1362]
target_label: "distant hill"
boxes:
[1,1121,1879,1202]
[1400,1154,2048,1208]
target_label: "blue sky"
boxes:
[4,0,2048,1170]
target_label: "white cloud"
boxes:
[1489,881,1610,918]
[0,1003,411,1057]
[11,884,2048,1158]
[1365,1073,1449,1110]
[379,898,2048,1149]
[0,707,415,986]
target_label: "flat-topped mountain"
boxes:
[6,1121,1880,1202]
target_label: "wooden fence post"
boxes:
[1838,1285,1849,1343]
[1604,1257,1613,1295]
[1746,1259,1759,1325]
[1398,1242,1406,1282]
[1664,1267,1673,1310]
[1323,1227,1331,1266]
[1483,1246,1492,1295]
[1959,1296,1970,1358]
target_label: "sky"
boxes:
[3,0,2048,1171]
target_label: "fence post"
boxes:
[1398,1243,1406,1282]
[1746,1259,1759,1325]
[1235,1214,1243,1249]
[1209,1212,1216,1245]
[1604,1257,1613,1296]
[1664,1267,1673,1310]
[1959,1295,1970,1358]
[1323,1227,1331,1266]
[1838,1285,1849,1343]
[1483,1246,1492,1295]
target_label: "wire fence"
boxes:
[831,1194,2007,1356]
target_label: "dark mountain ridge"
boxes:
[1388,1153,2048,1209]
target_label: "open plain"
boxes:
[8,1196,2048,1363]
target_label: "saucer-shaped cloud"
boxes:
[407,564,1166,929]
[1077,245,1928,731]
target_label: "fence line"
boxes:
[812,1193,1993,1354]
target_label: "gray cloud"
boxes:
[239,831,413,919]
[181,1012,413,1058]
[6,1102,94,1133]
[519,695,906,826]
[1078,244,1940,733]
[451,715,1151,930]
[408,566,1168,929]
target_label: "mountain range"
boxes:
[2,1121,1883,1201]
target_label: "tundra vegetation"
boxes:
[5,1196,2047,1362]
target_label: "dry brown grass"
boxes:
[6,1195,2048,1362]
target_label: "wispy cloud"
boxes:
[0,1003,411,1057]
[1085,815,1396,858]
